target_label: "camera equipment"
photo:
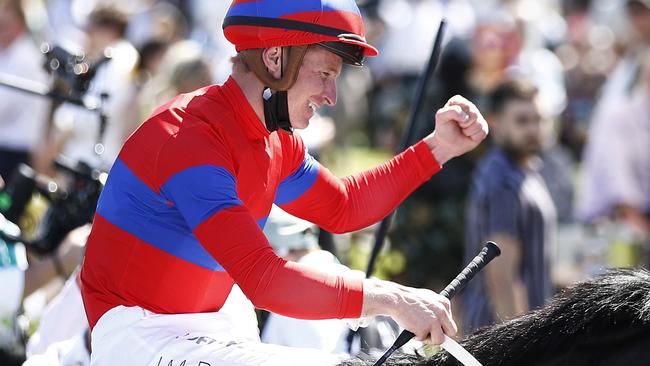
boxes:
[40,43,112,101]
[0,159,104,255]
[41,43,112,158]
[0,43,112,254]
[0,43,111,108]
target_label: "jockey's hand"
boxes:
[423,95,488,166]
[361,278,457,345]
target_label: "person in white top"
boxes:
[21,274,91,366]
[0,0,49,180]
[261,206,352,355]
[579,50,650,242]
[578,0,650,236]
[45,5,139,172]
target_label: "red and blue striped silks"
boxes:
[80,76,438,329]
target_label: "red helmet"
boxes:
[223,0,378,67]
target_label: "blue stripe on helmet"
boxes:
[227,0,359,19]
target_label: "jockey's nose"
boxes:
[323,79,337,106]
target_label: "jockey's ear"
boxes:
[242,46,308,91]
[261,47,283,80]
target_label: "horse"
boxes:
[341,268,650,366]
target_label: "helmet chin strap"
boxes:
[262,47,294,133]
[263,88,292,133]
[241,45,308,134]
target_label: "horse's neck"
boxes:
[536,325,650,366]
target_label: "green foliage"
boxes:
[346,239,407,280]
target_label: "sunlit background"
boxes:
[1,0,649,363]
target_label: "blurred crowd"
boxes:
[0,0,649,364]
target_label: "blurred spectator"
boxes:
[579,49,650,244]
[388,7,518,289]
[23,271,89,366]
[370,0,475,78]
[465,9,521,109]
[40,5,139,173]
[0,219,87,366]
[535,68,575,226]
[539,146,575,225]
[186,0,236,83]
[384,2,570,293]
[43,0,88,51]
[0,0,49,180]
[22,329,90,366]
[22,225,89,299]
[260,206,411,356]
[578,0,650,225]
[260,206,351,354]
[565,0,650,157]
[365,0,476,151]
[126,1,188,47]
[462,78,556,332]
[554,0,615,157]
[575,0,650,269]
[0,215,28,365]
[137,40,213,118]
[133,39,168,87]
[589,0,650,124]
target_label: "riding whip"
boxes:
[364,18,447,278]
[372,241,501,366]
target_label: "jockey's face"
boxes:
[287,46,342,129]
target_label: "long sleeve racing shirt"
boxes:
[80,77,441,329]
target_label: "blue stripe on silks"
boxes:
[256,216,268,229]
[97,159,224,271]
[160,165,243,230]
[275,153,319,205]
[227,0,359,19]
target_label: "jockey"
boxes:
[80,1,489,365]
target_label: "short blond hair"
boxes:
[230,50,252,73]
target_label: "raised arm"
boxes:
[276,140,440,233]
[279,95,488,233]
[156,125,461,343]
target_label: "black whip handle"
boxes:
[372,242,501,366]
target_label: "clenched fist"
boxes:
[424,95,489,165]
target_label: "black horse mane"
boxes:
[341,268,650,366]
